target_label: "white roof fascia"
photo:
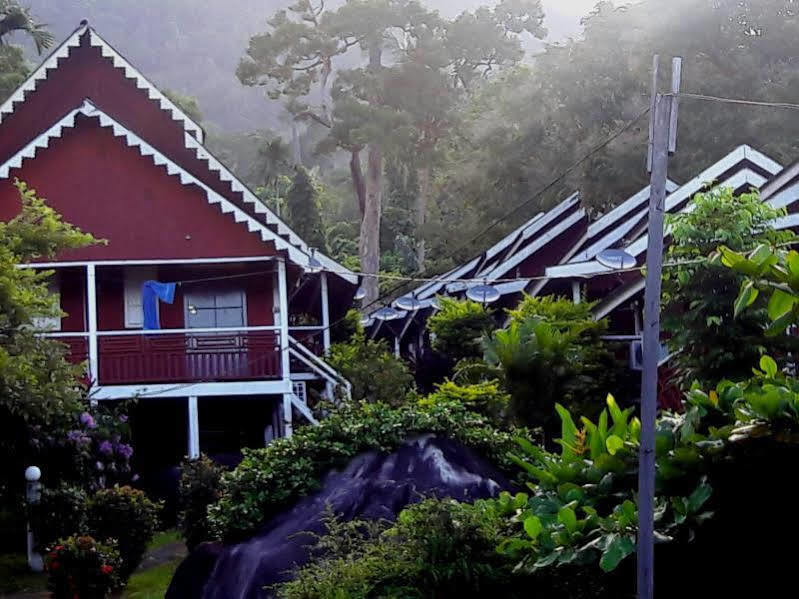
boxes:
[766,181,799,210]
[483,208,586,281]
[586,180,678,240]
[571,206,648,263]
[0,25,86,124]
[181,132,355,281]
[87,30,204,142]
[416,256,482,300]
[772,212,799,231]
[624,168,768,257]
[0,100,337,276]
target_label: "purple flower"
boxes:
[131,474,140,482]
[118,415,128,423]
[116,443,134,460]
[95,461,104,472]
[98,440,113,456]
[80,412,96,429]
[67,430,82,442]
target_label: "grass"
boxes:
[0,552,47,594]
[122,557,182,599]
[147,529,182,553]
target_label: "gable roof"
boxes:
[0,99,357,282]
[0,23,204,142]
[544,145,783,281]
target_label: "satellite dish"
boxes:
[353,286,367,301]
[466,284,501,304]
[373,306,403,321]
[394,295,422,311]
[596,249,637,270]
[446,281,468,293]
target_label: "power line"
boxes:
[673,92,799,111]
[357,105,654,313]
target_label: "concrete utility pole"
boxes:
[638,56,680,599]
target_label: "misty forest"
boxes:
[5,1,799,598]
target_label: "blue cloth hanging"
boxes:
[142,280,176,330]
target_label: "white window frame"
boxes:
[32,273,61,331]
[124,267,158,329]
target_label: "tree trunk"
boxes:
[359,144,382,304]
[350,150,366,218]
[416,164,430,271]
[358,40,384,305]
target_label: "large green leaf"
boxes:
[599,534,636,572]
[734,280,758,318]
[767,289,797,321]
[605,434,624,455]
[523,515,542,540]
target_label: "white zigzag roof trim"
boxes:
[0,100,355,277]
[87,29,204,143]
[180,132,355,281]
[0,26,85,124]
[0,24,205,145]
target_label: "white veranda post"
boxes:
[277,258,293,437]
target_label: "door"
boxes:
[184,288,247,380]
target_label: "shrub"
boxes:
[277,499,525,599]
[87,486,160,580]
[34,484,89,550]
[178,455,225,550]
[663,186,798,386]
[327,331,414,406]
[484,295,620,432]
[419,379,509,424]
[208,399,524,541]
[45,535,121,599]
[427,297,496,361]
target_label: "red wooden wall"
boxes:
[0,118,276,261]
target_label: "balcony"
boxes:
[49,327,283,386]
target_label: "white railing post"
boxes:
[320,272,333,399]
[187,396,200,459]
[86,264,99,390]
[320,273,331,354]
[25,466,43,572]
[278,258,293,437]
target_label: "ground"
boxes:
[0,529,186,599]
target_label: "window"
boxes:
[184,288,246,329]
[124,267,157,328]
[32,275,61,331]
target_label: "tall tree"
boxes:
[285,165,327,251]
[238,0,544,302]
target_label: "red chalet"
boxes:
[0,23,358,476]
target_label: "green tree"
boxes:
[0,0,53,52]
[0,180,95,515]
[427,297,495,362]
[238,0,545,302]
[662,186,797,386]
[164,89,203,124]
[285,165,326,251]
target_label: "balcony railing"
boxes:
[47,327,282,386]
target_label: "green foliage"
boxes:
[419,379,509,423]
[0,44,27,103]
[34,484,89,551]
[662,186,797,386]
[427,297,495,362]
[45,535,121,599]
[207,399,524,542]
[285,166,327,251]
[0,180,96,522]
[0,1,54,53]
[87,486,161,581]
[178,455,224,550]
[163,89,203,124]
[277,499,521,599]
[327,332,414,406]
[722,241,799,338]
